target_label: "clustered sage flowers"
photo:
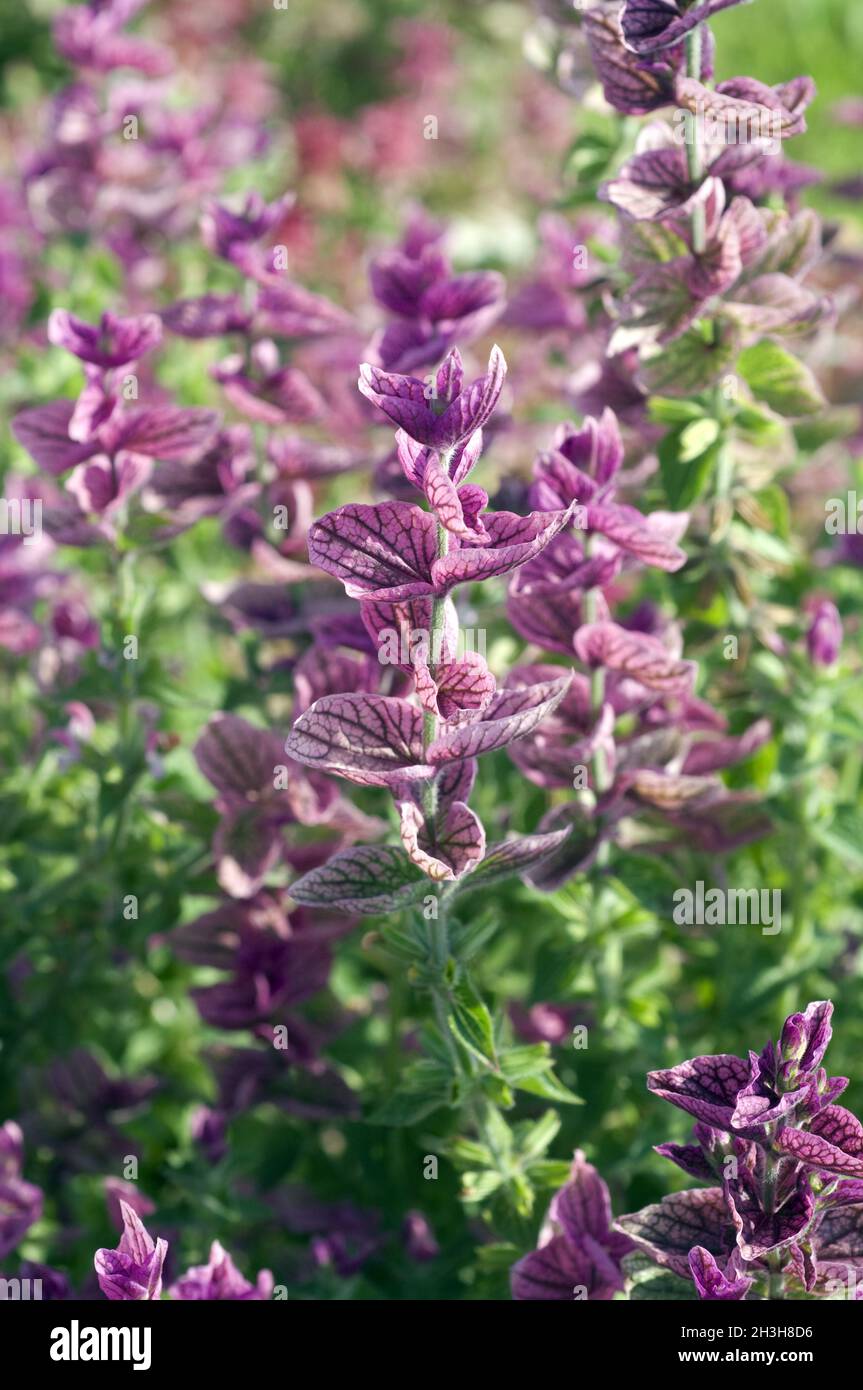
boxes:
[503,406,772,887]
[621,1000,863,1300]
[94,1201,272,1301]
[579,0,830,408]
[513,1001,863,1300]
[284,345,581,911]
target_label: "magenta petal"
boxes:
[309,502,437,601]
[413,651,496,720]
[683,718,772,775]
[48,308,162,368]
[397,799,485,881]
[357,362,435,441]
[95,1202,167,1301]
[285,694,433,787]
[256,280,356,338]
[776,1107,863,1178]
[432,508,574,593]
[212,806,283,900]
[575,622,696,695]
[689,1246,753,1300]
[361,594,458,670]
[435,344,507,444]
[12,401,99,475]
[423,454,490,543]
[162,294,252,338]
[194,714,285,796]
[587,501,688,570]
[169,1241,272,1301]
[66,451,151,514]
[552,1151,616,1247]
[428,675,572,765]
[647,1053,751,1128]
[614,1188,735,1279]
[601,146,691,221]
[117,406,220,460]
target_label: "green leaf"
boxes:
[737,340,825,417]
[734,402,784,439]
[525,1159,574,1188]
[811,808,863,872]
[460,1170,504,1203]
[514,1072,582,1104]
[611,854,681,915]
[499,1045,582,1104]
[640,323,737,397]
[481,1103,514,1159]
[727,520,794,567]
[679,417,720,459]
[368,1059,454,1126]
[475,1242,521,1272]
[562,130,620,188]
[648,397,706,426]
[517,1109,561,1161]
[748,484,790,540]
[443,1137,494,1169]
[793,406,860,451]
[448,975,498,1066]
[658,428,721,509]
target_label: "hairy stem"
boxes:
[685,25,707,256]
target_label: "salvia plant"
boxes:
[0,0,860,1307]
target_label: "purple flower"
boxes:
[688,1246,753,1300]
[47,309,162,369]
[169,1241,273,1300]
[190,1106,229,1164]
[49,1048,157,1122]
[94,1201,168,1300]
[213,340,324,425]
[18,1261,71,1300]
[776,1107,863,1180]
[358,346,507,449]
[0,1121,43,1260]
[307,499,572,603]
[806,599,842,667]
[511,1151,634,1299]
[620,1001,863,1299]
[172,894,332,1030]
[583,1,710,117]
[54,0,172,77]
[530,410,689,570]
[366,209,505,370]
[201,192,294,265]
[193,711,380,897]
[620,0,753,58]
[403,1211,440,1262]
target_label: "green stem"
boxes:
[685,26,707,256]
